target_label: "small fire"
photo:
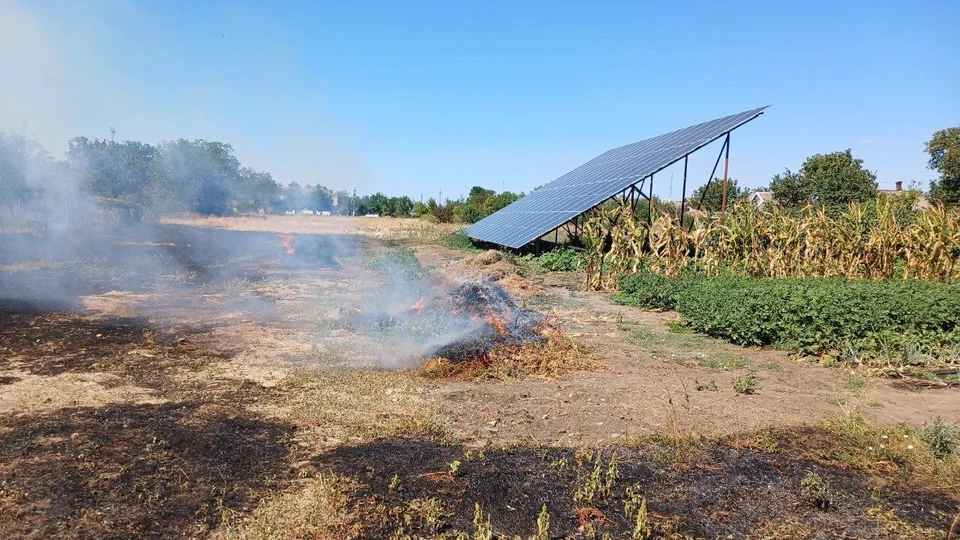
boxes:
[411,297,425,315]
[278,233,296,256]
[484,310,509,336]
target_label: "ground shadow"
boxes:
[0,401,294,539]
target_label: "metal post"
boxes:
[721,133,731,214]
[689,136,729,232]
[648,173,654,225]
[679,154,689,225]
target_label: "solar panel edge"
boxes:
[464,106,769,248]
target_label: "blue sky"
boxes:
[2,1,957,201]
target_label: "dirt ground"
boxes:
[1,215,958,539]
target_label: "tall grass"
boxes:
[583,196,960,289]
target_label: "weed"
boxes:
[624,483,650,539]
[694,378,718,392]
[757,362,783,372]
[920,416,958,461]
[448,459,462,477]
[536,248,582,272]
[552,457,569,472]
[536,504,551,540]
[666,318,691,334]
[701,354,752,372]
[799,472,832,509]
[845,375,867,389]
[442,233,479,251]
[388,474,402,492]
[574,452,619,505]
[473,503,493,540]
[407,497,447,533]
[733,371,759,394]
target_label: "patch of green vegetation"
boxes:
[441,233,479,251]
[920,416,959,461]
[845,374,867,389]
[617,268,960,381]
[800,472,832,509]
[700,354,752,372]
[757,362,783,372]
[528,247,583,272]
[666,318,692,334]
[733,371,759,394]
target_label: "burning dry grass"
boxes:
[421,321,601,380]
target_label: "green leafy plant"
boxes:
[733,371,759,395]
[800,472,833,509]
[920,416,958,461]
[537,247,582,272]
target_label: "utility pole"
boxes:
[352,188,356,215]
[110,127,116,142]
[438,189,442,205]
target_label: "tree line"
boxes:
[0,132,524,227]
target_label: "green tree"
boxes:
[771,150,877,213]
[768,168,805,208]
[310,185,333,212]
[927,127,960,205]
[691,178,749,212]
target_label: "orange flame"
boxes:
[484,310,508,336]
[278,234,296,256]
[411,297,425,315]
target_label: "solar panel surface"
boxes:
[464,106,769,248]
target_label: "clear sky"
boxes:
[2,0,957,201]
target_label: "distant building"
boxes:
[751,191,774,209]
[879,181,931,211]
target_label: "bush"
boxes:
[615,271,696,310]
[615,269,960,356]
[420,213,440,224]
[536,248,582,272]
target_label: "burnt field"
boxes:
[1,219,959,539]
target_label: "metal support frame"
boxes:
[689,133,730,232]
[535,128,740,247]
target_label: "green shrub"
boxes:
[536,248,582,272]
[733,371,759,394]
[615,268,960,359]
[442,233,477,251]
[615,271,696,309]
[420,213,440,224]
[920,416,958,461]
[673,275,960,354]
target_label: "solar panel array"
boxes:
[464,106,769,248]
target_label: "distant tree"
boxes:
[389,195,413,217]
[67,137,158,203]
[310,185,333,212]
[483,191,521,214]
[412,201,427,217]
[927,127,960,205]
[152,139,242,215]
[769,168,806,208]
[770,150,877,213]
[690,178,749,212]
[800,150,877,212]
[236,167,281,212]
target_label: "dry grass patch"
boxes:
[221,473,361,540]
[267,368,450,443]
